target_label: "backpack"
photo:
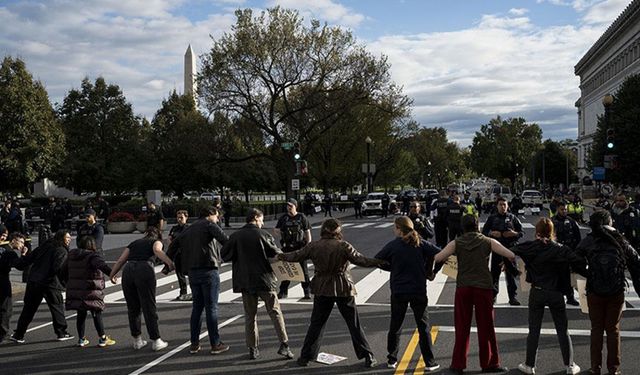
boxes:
[588,250,627,296]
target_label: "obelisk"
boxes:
[184,44,196,96]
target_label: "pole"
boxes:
[565,150,569,189]
[542,150,546,189]
[366,141,371,193]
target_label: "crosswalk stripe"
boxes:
[495,273,510,305]
[427,272,449,303]
[352,222,377,229]
[341,223,356,228]
[354,268,390,304]
[374,222,395,228]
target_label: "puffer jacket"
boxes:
[65,248,112,311]
[280,236,385,297]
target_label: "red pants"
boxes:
[451,286,501,370]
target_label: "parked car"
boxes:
[419,189,439,203]
[521,190,544,208]
[199,192,221,201]
[362,192,396,215]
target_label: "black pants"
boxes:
[14,283,67,339]
[387,294,436,365]
[434,221,448,248]
[525,288,573,367]
[122,261,161,339]
[448,224,462,241]
[223,213,231,228]
[324,206,332,217]
[490,255,518,300]
[76,309,105,339]
[0,292,12,341]
[382,207,389,218]
[300,295,373,361]
[354,207,362,218]
[175,256,188,295]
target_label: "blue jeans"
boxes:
[188,268,220,346]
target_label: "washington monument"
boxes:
[184,44,196,96]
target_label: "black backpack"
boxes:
[588,249,627,296]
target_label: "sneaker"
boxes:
[425,362,441,372]
[364,354,378,368]
[297,357,309,367]
[482,366,509,373]
[57,333,74,341]
[189,343,200,354]
[249,347,260,360]
[176,294,192,301]
[152,338,168,351]
[210,342,229,354]
[77,338,90,347]
[10,334,25,344]
[566,363,580,374]
[277,343,294,359]
[132,336,148,350]
[518,363,536,374]
[509,298,521,306]
[387,360,398,369]
[98,335,116,347]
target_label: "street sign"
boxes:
[592,167,605,181]
[291,179,300,191]
[361,164,376,173]
[282,142,293,150]
[600,184,613,196]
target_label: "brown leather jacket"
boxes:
[280,237,385,297]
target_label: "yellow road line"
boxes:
[414,326,439,374]
[394,329,420,375]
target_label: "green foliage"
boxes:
[470,116,542,185]
[532,139,577,187]
[0,56,65,191]
[590,74,640,186]
[57,77,144,194]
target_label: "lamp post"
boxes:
[365,136,372,193]
[427,161,432,188]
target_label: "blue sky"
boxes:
[0,0,632,145]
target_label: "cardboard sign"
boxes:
[314,206,322,213]
[575,275,589,314]
[271,260,305,282]
[442,255,458,279]
[518,259,530,292]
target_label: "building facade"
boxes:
[574,0,640,180]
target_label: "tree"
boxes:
[57,77,144,194]
[589,74,640,186]
[532,140,577,188]
[470,116,542,186]
[198,7,411,195]
[0,56,65,192]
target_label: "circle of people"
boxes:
[1,194,639,375]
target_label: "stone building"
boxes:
[574,0,640,180]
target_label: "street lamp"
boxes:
[427,161,432,188]
[603,94,614,150]
[365,136,372,193]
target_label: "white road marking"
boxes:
[374,222,395,228]
[427,272,449,303]
[352,222,377,229]
[354,268,390,304]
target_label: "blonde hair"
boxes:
[395,216,420,247]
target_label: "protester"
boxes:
[11,230,73,343]
[278,218,386,368]
[65,236,115,347]
[512,218,585,375]
[167,206,229,355]
[221,208,294,360]
[435,215,515,374]
[109,227,173,351]
[167,210,190,301]
[575,210,640,375]
[375,216,441,371]
[0,232,27,343]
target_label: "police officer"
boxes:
[304,192,314,217]
[222,193,233,228]
[408,202,434,240]
[510,194,523,216]
[353,194,363,219]
[323,193,333,218]
[381,192,391,218]
[431,191,450,248]
[446,194,463,241]
[551,201,581,306]
[481,197,523,305]
[146,202,165,231]
[276,199,312,299]
[76,209,104,255]
[474,192,483,213]
[461,192,478,218]
[610,193,639,248]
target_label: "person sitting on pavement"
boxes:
[221,208,294,361]
[435,215,515,374]
[277,218,387,368]
[512,218,585,375]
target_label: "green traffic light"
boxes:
[294,153,301,160]
[607,142,614,149]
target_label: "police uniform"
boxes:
[462,198,478,218]
[611,206,640,248]
[276,213,311,298]
[552,213,582,305]
[408,213,434,240]
[431,197,450,248]
[446,202,463,241]
[381,194,390,218]
[76,223,105,254]
[481,212,523,304]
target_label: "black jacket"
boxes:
[0,245,21,295]
[552,215,581,250]
[167,219,228,273]
[512,239,586,292]
[221,223,282,293]
[481,212,524,248]
[15,239,67,290]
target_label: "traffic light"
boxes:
[606,128,615,150]
[293,142,301,160]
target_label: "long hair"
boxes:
[535,217,555,242]
[395,216,420,247]
[320,218,343,240]
[589,210,627,253]
[144,226,163,241]
[77,236,97,252]
[53,229,70,249]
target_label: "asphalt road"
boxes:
[2,210,640,375]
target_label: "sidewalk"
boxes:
[10,208,354,296]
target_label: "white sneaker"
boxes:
[132,336,147,350]
[518,363,536,374]
[566,363,580,374]
[152,338,168,351]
